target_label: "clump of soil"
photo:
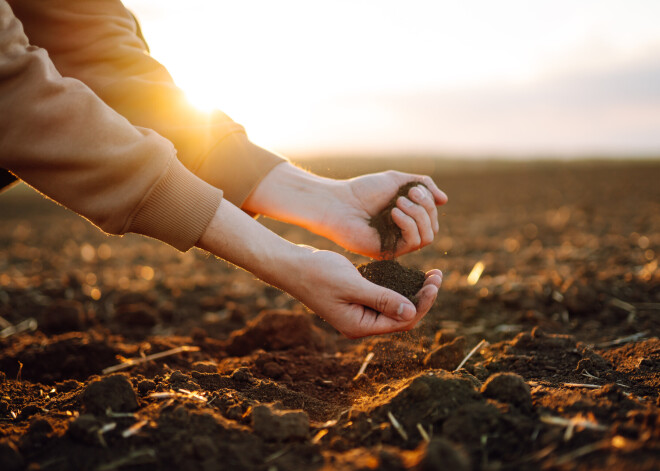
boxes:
[369,181,428,258]
[357,260,425,302]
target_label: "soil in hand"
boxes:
[357,259,425,302]
[368,181,428,258]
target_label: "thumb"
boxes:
[360,280,417,322]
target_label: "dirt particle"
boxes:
[357,260,425,302]
[81,374,138,414]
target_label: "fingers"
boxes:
[360,279,416,322]
[391,206,422,250]
[342,270,443,338]
[414,283,439,317]
[415,270,442,316]
[419,176,448,206]
[424,269,443,288]
[391,184,436,251]
[409,185,439,234]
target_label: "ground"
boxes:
[0,159,658,471]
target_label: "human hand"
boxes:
[243,164,448,259]
[285,248,443,338]
[198,194,443,339]
[320,171,448,258]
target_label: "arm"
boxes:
[9,0,285,207]
[243,162,448,258]
[196,199,442,338]
[0,1,221,251]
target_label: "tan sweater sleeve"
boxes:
[0,1,222,251]
[9,0,286,207]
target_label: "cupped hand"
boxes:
[287,248,443,338]
[321,170,448,259]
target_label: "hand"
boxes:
[285,249,443,338]
[321,170,448,258]
[243,164,448,259]
[196,200,442,338]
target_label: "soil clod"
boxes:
[480,372,533,412]
[81,374,139,414]
[357,260,425,302]
[251,404,310,441]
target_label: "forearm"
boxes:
[196,199,309,294]
[243,162,344,230]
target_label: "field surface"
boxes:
[1,159,659,470]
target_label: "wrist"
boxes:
[196,198,312,295]
[242,162,343,231]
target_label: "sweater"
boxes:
[0,0,285,251]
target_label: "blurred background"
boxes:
[124,0,660,159]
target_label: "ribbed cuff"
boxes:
[127,158,222,251]
[194,132,287,207]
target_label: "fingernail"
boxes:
[398,303,415,321]
[399,197,413,208]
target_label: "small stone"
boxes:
[81,374,138,414]
[251,405,309,441]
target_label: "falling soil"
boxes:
[1,160,659,471]
[369,181,429,258]
[357,260,425,302]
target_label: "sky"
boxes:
[123,0,660,158]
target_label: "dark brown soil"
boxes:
[357,260,425,302]
[369,181,428,258]
[1,159,659,471]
